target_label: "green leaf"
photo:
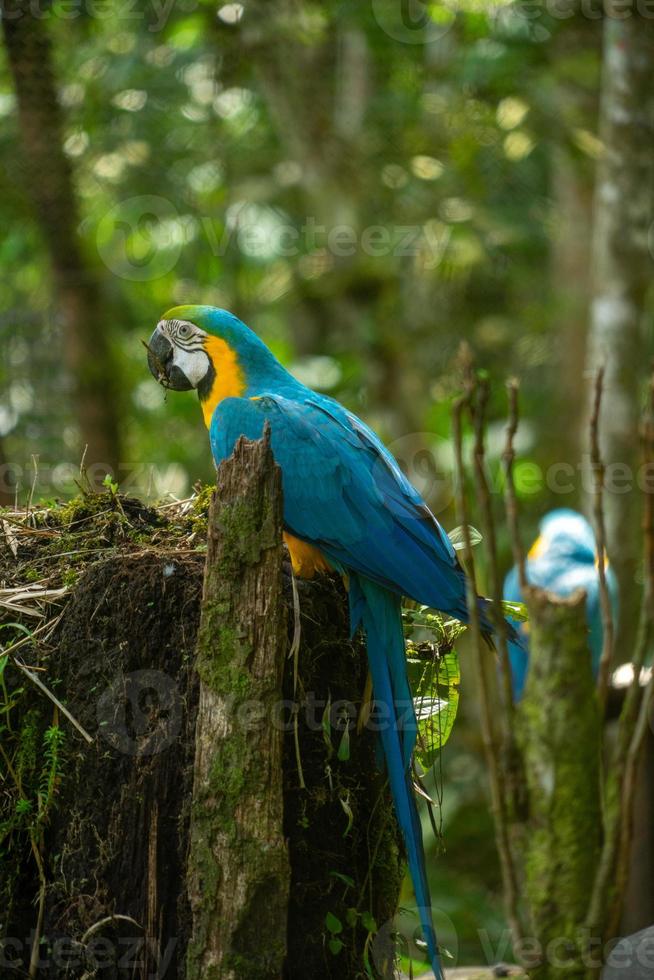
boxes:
[329,871,355,889]
[321,692,333,758]
[409,648,460,770]
[402,606,466,647]
[0,622,35,643]
[363,933,375,978]
[448,524,483,551]
[501,599,529,623]
[339,794,354,837]
[345,906,358,927]
[328,938,344,955]
[102,473,119,494]
[325,912,343,935]
[337,726,350,762]
[360,911,377,932]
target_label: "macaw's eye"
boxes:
[179,323,193,339]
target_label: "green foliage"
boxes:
[403,605,464,769]
[0,0,612,530]
[448,524,483,552]
[325,910,343,934]
[102,473,119,495]
[501,599,529,622]
[411,649,461,772]
[0,624,67,925]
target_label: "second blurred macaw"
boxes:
[504,508,619,700]
[147,305,518,979]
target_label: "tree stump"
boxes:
[186,432,290,980]
[1,450,402,978]
[517,586,602,980]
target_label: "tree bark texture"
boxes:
[584,7,654,654]
[517,586,602,979]
[1,0,121,476]
[186,434,290,980]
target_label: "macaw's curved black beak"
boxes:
[146,329,194,391]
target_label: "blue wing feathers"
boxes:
[211,394,481,623]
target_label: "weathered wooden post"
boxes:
[186,431,290,980]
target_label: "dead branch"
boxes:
[452,393,524,947]
[589,368,615,712]
[470,376,516,729]
[502,380,527,593]
[586,372,654,940]
[607,373,654,933]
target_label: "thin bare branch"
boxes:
[586,372,654,938]
[26,454,39,516]
[81,915,144,945]
[452,392,523,946]
[502,380,527,592]
[471,376,516,729]
[289,570,306,790]
[589,368,615,712]
[27,831,46,980]
[606,374,654,931]
[12,656,93,744]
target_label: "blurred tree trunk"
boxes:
[2,1,120,478]
[551,147,593,467]
[548,9,600,471]
[583,8,654,653]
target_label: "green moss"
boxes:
[517,588,602,978]
[42,494,105,529]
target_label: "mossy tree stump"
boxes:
[516,586,602,980]
[1,449,402,978]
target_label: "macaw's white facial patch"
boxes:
[170,345,210,389]
[157,318,210,390]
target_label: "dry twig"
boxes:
[12,656,93,744]
[289,570,306,790]
[452,392,523,946]
[470,375,515,728]
[502,381,527,592]
[586,372,654,939]
[589,368,615,712]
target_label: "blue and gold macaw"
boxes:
[504,508,619,700]
[147,305,510,979]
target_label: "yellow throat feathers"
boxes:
[199,336,331,579]
[200,335,245,428]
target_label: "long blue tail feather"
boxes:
[350,575,444,980]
